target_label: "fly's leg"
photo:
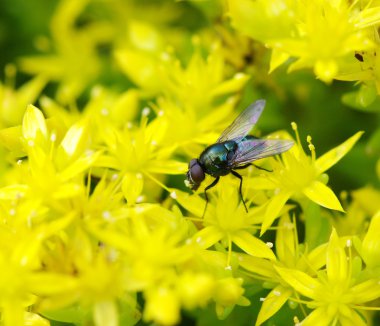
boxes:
[234,163,272,173]
[252,163,272,172]
[230,170,248,213]
[202,177,220,218]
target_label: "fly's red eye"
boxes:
[189,158,198,169]
[189,162,205,184]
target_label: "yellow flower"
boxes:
[18,0,107,103]
[334,186,380,236]
[0,202,77,326]
[254,125,363,234]
[40,86,140,131]
[20,105,100,203]
[98,113,187,192]
[356,211,380,269]
[40,227,139,326]
[275,229,380,326]
[228,0,380,82]
[119,41,250,157]
[239,214,328,326]
[0,65,47,128]
[144,286,180,326]
[173,183,276,267]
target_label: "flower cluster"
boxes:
[0,0,379,326]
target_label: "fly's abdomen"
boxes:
[199,141,237,177]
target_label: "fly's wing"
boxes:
[217,99,266,143]
[229,138,294,167]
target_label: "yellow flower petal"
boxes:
[144,287,180,326]
[303,180,344,211]
[301,306,333,326]
[314,59,338,83]
[115,49,160,94]
[22,105,48,142]
[172,189,206,217]
[326,229,348,284]
[315,131,364,174]
[214,277,244,307]
[210,73,250,98]
[148,160,187,174]
[349,279,380,303]
[59,151,101,181]
[0,184,28,200]
[52,182,83,199]
[25,312,50,326]
[2,300,24,326]
[275,215,296,263]
[339,310,367,326]
[274,266,319,299]
[269,49,290,74]
[256,285,292,326]
[361,211,380,268]
[93,301,118,326]
[27,273,78,295]
[262,191,291,235]
[59,120,89,158]
[354,6,380,29]
[307,243,328,270]
[0,124,23,152]
[238,254,277,278]
[122,173,144,205]
[193,226,224,249]
[231,230,276,260]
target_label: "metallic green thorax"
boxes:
[199,140,238,177]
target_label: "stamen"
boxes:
[136,195,145,203]
[102,211,111,220]
[50,132,57,142]
[101,108,109,116]
[307,135,316,162]
[234,72,245,79]
[308,144,316,161]
[294,316,301,326]
[142,107,150,116]
[291,122,302,146]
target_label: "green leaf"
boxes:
[303,201,330,249]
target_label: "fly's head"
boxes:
[185,158,205,191]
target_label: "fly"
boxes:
[186,99,294,216]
